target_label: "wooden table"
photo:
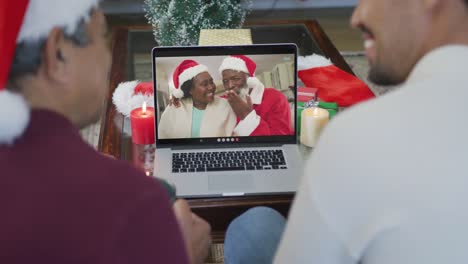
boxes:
[99,20,353,242]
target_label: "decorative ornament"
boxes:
[113,81,155,117]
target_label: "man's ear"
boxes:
[42,27,71,84]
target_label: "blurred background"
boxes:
[101,0,363,52]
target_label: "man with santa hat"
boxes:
[219,55,294,136]
[0,1,210,263]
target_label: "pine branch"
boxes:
[143,0,252,46]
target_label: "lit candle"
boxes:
[300,107,329,147]
[130,102,155,145]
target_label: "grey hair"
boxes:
[8,12,92,84]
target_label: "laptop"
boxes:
[152,44,303,198]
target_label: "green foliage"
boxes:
[144,0,252,46]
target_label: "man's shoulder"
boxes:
[28,124,163,200]
[0,146,173,258]
[58,151,170,217]
[325,89,406,137]
[1,135,167,210]
[262,88,288,103]
[263,87,284,96]
[86,154,164,196]
[305,92,410,233]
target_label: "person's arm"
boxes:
[275,111,379,264]
[234,91,292,136]
[102,191,190,264]
[274,121,357,264]
[274,175,356,264]
[173,199,212,264]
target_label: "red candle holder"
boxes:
[130,103,155,145]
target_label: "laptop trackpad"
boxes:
[208,173,253,192]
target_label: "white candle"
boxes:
[300,107,330,147]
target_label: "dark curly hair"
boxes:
[180,79,194,99]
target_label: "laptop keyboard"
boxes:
[172,149,287,173]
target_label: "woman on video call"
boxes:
[158,60,236,139]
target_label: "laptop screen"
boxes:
[152,44,297,147]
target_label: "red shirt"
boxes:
[223,88,294,136]
[0,110,188,263]
[248,88,294,136]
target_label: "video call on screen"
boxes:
[155,54,295,140]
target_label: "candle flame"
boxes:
[313,107,320,116]
[142,101,147,113]
[145,171,151,177]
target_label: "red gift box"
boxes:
[297,86,318,103]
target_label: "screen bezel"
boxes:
[152,44,298,148]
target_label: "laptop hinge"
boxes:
[170,143,284,150]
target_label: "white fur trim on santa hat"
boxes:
[219,56,249,75]
[17,0,100,43]
[246,77,264,105]
[0,90,30,145]
[112,81,155,117]
[128,94,154,114]
[178,64,209,89]
[173,64,208,98]
[172,88,184,99]
[112,80,139,117]
[298,54,333,70]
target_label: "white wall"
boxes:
[155,54,293,89]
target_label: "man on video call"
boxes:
[219,55,294,137]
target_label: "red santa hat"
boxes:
[0,0,100,145]
[218,55,264,92]
[170,60,208,99]
[113,81,154,117]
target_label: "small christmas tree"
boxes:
[144,0,252,46]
